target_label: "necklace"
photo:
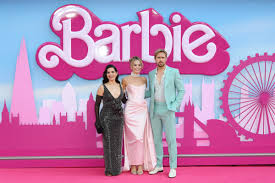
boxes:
[131,72,140,77]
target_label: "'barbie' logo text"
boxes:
[36,5,230,80]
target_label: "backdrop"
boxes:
[0,0,275,167]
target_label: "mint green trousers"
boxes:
[150,102,177,169]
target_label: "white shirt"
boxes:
[154,68,166,103]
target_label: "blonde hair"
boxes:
[154,49,167,58]
[129,56,143,67]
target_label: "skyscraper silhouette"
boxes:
[62,82,77,122]
[1,100,10,124]
[10,39,38,124]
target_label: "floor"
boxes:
[0,166,274,183]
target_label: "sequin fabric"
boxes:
[100,84,124,176]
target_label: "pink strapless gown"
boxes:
[123,84,156,171]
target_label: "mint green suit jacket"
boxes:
[145,66,185,117]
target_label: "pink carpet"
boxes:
[0,166,274,183]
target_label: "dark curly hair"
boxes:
[102,64,120,84]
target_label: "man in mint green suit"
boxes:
[146,49,184,178]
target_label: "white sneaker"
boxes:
[168,168,176,178]
[149,167,163,175]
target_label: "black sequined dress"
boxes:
[100,84,124,176]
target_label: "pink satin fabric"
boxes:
[123,84,156,171]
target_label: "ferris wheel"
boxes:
[220,53,275,139]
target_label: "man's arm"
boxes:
[145,74,151,98]
[173,69,184,110]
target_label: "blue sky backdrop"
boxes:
[1,0,275,119]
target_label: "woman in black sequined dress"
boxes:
[95,65,125,176]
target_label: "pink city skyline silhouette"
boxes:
[1,39,275,168]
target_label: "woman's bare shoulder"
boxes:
[123,76,132,81]
[141,76,147,82]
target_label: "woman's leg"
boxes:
[137,165,143,175]
[131,165,137,174]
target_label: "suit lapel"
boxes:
[164,66,170,87]
[151,69,157,94]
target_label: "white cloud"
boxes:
[0,84,12,101]
[34,82,101,99]
[34,87,63,98]
[74,84,99,96]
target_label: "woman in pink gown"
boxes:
[122,56,156,175]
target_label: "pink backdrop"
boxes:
[1,4,275,168]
